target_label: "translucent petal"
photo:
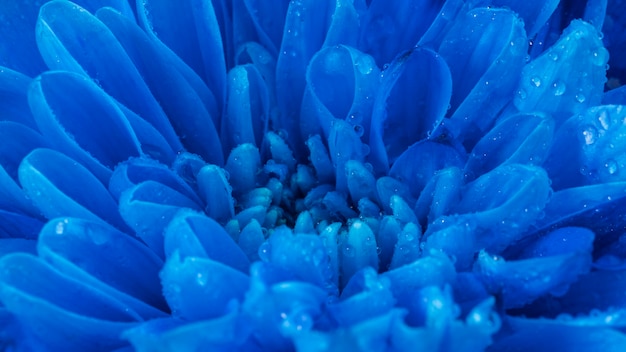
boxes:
[161,252,249,321]
[163,210,250,273]
[36,1,182,152]
[29,71,141,182]
[439,8,527,145]
[515,20,608,126]
[18,148,127,231]
[38,218,167,312]
[369,48,451,171]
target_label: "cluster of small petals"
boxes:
[0,0,626,351]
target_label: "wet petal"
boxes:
[369,48,451,172]
[160,252,249,321]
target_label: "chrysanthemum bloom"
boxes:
[1,0,626,350]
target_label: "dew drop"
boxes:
[552,80,566,96]
[582,125,597,145]
[575,93,586,103]
[259,241,272,261]
[517,89,527,100]
[342,244,355,258]
[530,76,542,87]
[592,47,609,66]
[606,159,619,175]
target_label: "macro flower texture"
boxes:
[2,0,626,350]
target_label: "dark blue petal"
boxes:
[388,222,421,270]
[466,112,554,181]
[515,20,608,126]
[119,180,202,258]
[369,48,450,172]
[160,252,249,321]
[163,210,250,273]
[345,160,377,204]
[19,148,127,231]
[0,210,43,240]
[36,1,183,153]
[136,0,226,108]
[37,218,167,313]
[439,8,527,145]
[359,0,445,66]
[0,239,36,257]
[242,0,290,55]
[414,167,463,228]
[306,135,335,184]
[0,68,37,128]
[0,1,47,77]
[328,119,367,194]
[389,141,465,199]
[97,7,224,165]
[29,71,141,182]
[0,253,138,350]
[488,0,560,37]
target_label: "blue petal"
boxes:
[301,45,379,141]
[18,148,127,231]
[381,253,456,301]
[345,160,377,204]
[369,48,450,172]
[515,20,608,126]
[37,218,167,313]
[242,0,290,55]
[196,164,235,223]
[388,222,421,270]
[466,112,554,181]
[438,7,527,145]
[109,157,202,205]
[414,167,463,228]
[328,119,367,194]
[97,7,224,165]
[340,221,379,287]
[0,210,43,240]
[545,105,626,190]
[0,253,138,350]
[119,180,202,258]
[0,1,47,77]
[29,71,141,182]
[163,210,250,273]
[359,0,445,66]
[0,68,37,128]
[36,1,182,153]
[487,0,560,37]
[224,143,262,195]
[239,219,265,261]
[160,252,249,321]
[222,64,270,152]
[137,0,227,109]
[389,141,465,199]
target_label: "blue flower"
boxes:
[0,0,626,350]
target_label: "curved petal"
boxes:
[18,148,127,231]
[196,164,235,223]
[136,0,227,108]
[0,68,37,128]
[97,7,224,165]
[439,8,527,146]
[340,221,379,287]
[36,1,182,152]
[222,64,270,152]
[301,45,380,141]
[466,112,555,181]
[545,105,626,190]
[119,180,202,258]
[37,218,166,311]
[389,141,465,200]
[163,210,250,273]
[29,71,141,182]
[515,20,608,126]
[359,0,445,66]
[242,0,290,55]
[0,1,47,77]
[225,143,262,196]
[414,167,463,228]
[160,252,249,321]
[369,47,452,172]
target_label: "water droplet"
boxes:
[548,51,559,61]
[575,93,586,103]
[517,89,527,100]
[598,111,610,130]
[582,125,597,145]
[552,80,566,96]
[530,76,542,87]
[592,47,609,66]
[606,159,619,175]
[196,273,208,286]
[259,242,272,261]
